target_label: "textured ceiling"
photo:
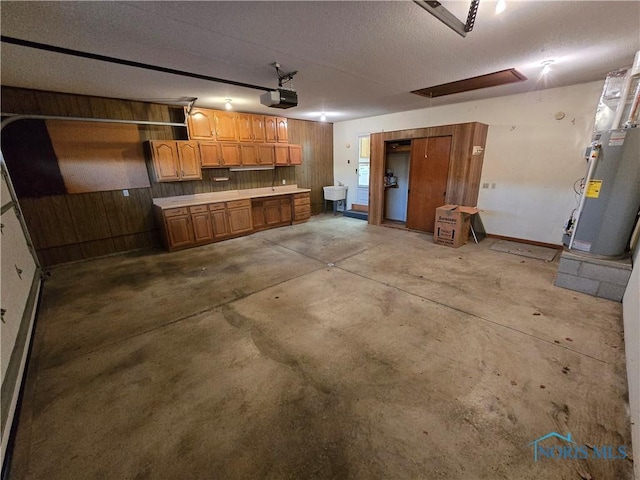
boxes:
[1,1,639,122]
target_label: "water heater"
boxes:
[568,128,640,257]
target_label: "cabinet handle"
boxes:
[1,308,5,323]
[175,170,179,177]
[0,223,3,234]
[15,265,23,279]
[181,170,185,176]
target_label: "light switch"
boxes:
[491,183,496,189]
[482,183,489,189]
[122,189,129,197]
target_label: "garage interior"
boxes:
[1,2,639,479]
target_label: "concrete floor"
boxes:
[9,215,633,479]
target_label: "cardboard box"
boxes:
[434,205,479,248]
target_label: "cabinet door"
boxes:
[252,201,266,229]
[166,215,194,248]
[276,117,288,143]
[177,141,202,180]
[220,143,241,166]
[240,144,259,166]
[264,199,282,225]
[210,204,230,239]
[151,141,180,181]
[190,206,214,243]
[199,142,222,167]
[257,144,275,165]
[252,115,265,142]
[186,108,216,140]
[227,201,253,234]
[264,117,278,143]
[281,198,292,223]
[288,145,302,165]
[214,111,238,141]
[274,145,289,166]
[236,114,253,142]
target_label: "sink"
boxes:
[323,185,348,201]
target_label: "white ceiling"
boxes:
[1,1,639,122]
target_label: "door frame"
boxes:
[368,122,488,226]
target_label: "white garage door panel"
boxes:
[1,174,11,207]
[1,207,37,380]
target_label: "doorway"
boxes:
[406,136,452,232]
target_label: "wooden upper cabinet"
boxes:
[264,116,278,143]
[199,142,223,167]
[236,114,253,142]
[151,141,180,181]
[252,116,265,142]
[257,144,275,165]
[214,111,238,141]
[288,145,302,165]
[240,144,259,166]
[276,117,288,143]
[176,142,202,180]
[186,108,216,140]
[220,143,241,166]
[149,140,202,182]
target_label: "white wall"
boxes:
[623,243,640,480]
[333,81,604,244]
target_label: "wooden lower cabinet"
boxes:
[190,205,214,243]
[227,199,253,235]
[164,208,194,249]
[293,192,311,223]
[156,192,307,251]
[252,196,293,231]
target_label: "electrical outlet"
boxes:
[482,183,489,189]
[491,183,496,189]
[122,189,129,197]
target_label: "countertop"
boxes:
[152,185,311,209]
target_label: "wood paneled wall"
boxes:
[370,122,488,226]
[1,87,334,266]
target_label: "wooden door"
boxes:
[199,142,222,167]
[265,199,282,225]
[240,144,259,166]
[257,144,275,165]
[281,198,292,223]
[214,111,238,141]
[276,117,288,143]
[228,205,253,234]
[288,145,302,165]
[252,201,266,229]
[190,206,214,243]
[186,108,215,140]
[210,204,230,239]
[166,215,193,248]
[252,115,265,142]
[274,145,289,165]
[220,143,241,166]
[236,114,253,142]
[406,136,451,233]
[151,141,180,181]
[265,117,278,142]
[177,141,202,180]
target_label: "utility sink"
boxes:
[323,185,348,201]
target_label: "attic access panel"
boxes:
[412,68,527,98]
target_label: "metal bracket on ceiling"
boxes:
[186,97,197,116]
[414,0,480,38]
[273,62,298,90]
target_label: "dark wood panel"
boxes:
[19,196,79,249]
[38,244,85,267]
[65,193,112,241]
[101,188,155,236]
[112,231,160,252]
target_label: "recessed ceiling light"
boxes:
[225,98,233,110]
[495,0,506,14]
[541,60,554,75]
[320,114,327,122]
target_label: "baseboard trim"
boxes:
[487,234,562,250]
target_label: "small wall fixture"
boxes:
[225,99,233,110]
[541,60,554,75]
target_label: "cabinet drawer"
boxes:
[189,205,209,214]
[209,202,226,211]
[293,196,310,206]
[164,207,189,217]
[227,199,251,209]
[294,205,311,217]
